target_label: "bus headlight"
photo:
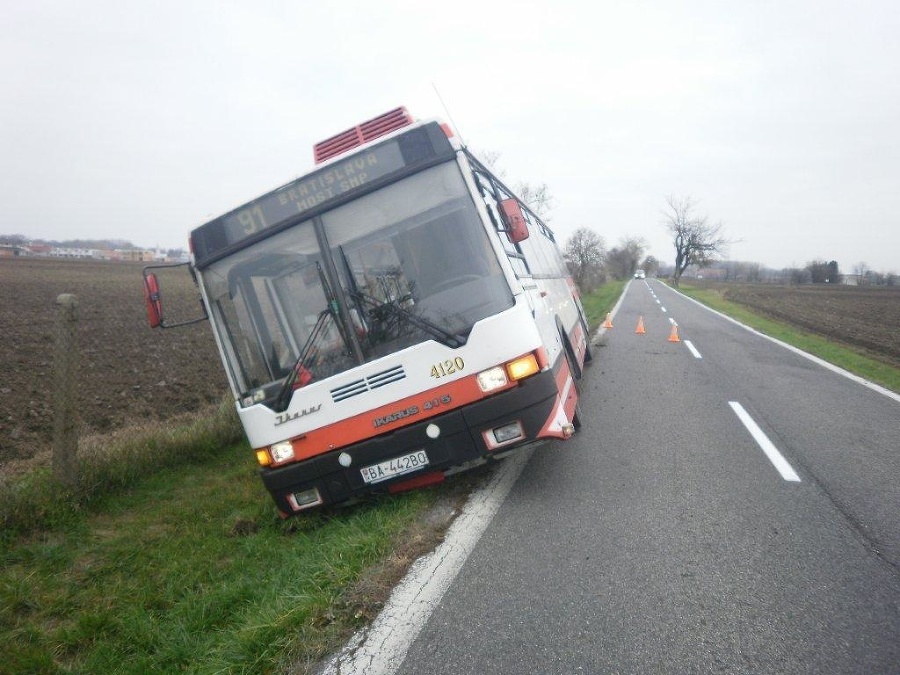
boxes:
[477,366,508,393]
[269,441,295,464]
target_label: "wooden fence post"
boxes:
[53,293,79,489]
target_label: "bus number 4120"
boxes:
[430,357,465,379]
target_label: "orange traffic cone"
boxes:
[603,313,614,329]
[668,324,680,342]
[635,316,646,335]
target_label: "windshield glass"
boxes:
[201,161,513,400]
[326,162,510,359]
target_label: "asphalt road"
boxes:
[393,279,900,675]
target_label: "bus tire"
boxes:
[580,315,593,364]
[559,326,582,382]
[560,332,583,431]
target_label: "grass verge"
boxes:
[0,440,473,674]
[580,280,628,331]
[0,397,244,541]
[676,284,900,394]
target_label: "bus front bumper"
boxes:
[260,368,563,514]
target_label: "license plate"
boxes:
[360,450,429,484]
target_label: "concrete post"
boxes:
[53,293,79,489]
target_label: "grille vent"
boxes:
[314,107,414,164]
[330,365,406,403]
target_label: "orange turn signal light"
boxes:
[506,354,540,381]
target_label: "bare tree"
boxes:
[641,255,659,277]
[605,237,646,280]
[807,259,840,284]
[564,228,606,293]
[722,260,762,283]
[663,196,728,286]
[472,149,554,221]
[515,182,554,222]
[474,149,505,177]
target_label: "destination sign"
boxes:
[221,143,403,242]
[191,123,454,266]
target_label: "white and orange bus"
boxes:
[144,107,591,514]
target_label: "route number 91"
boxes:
[430,357,465,379]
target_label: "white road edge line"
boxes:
[319,448,534,675]
[729,401,801,482]
[684,340,702,359]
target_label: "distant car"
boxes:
[634,270,646,279]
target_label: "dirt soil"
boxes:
[717,283,900,368]
[1,257,229,469]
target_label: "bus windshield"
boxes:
[201,161,513,401]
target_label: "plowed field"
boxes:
[718,283,900,367]
[1,257,228,469]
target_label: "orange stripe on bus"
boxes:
[537,356,579,439]
[269,370,514,464]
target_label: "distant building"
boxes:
[115,249,156,262]
[49,247,100,259]
[4,243,168,263]
[0,244,26,257]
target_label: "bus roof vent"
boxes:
[314,107,414,164]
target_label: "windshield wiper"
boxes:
[337,245,467,349]
[273,305,336,412]
[350,289,467,349]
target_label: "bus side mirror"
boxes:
[499,198,529,243]
[143,272,163,328]
[142,262,209,329]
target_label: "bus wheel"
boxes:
[566,352,583,431]
[561,330,584,431]
[580,314,593,364]
[561,331,583,382]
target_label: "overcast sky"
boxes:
[3,0,899,273]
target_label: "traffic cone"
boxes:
[635,316,646,334]
[668,324,680,342]
[603,313,614,329]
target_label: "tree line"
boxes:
[1,234,141,250]
[559,196,896,293]
[562,195,729,293]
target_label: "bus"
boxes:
[144,107,592,515]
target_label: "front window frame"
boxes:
[200,160,514,403]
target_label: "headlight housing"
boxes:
[269,441,295,464]
[476,353,541,393]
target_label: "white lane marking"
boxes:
[668,317,677,326]
[684,340,702,359]
[661,307,667,313]
[729,402,801,482]
[320,449,534,675]
[655,299,661,304]
[661,284,900,404]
